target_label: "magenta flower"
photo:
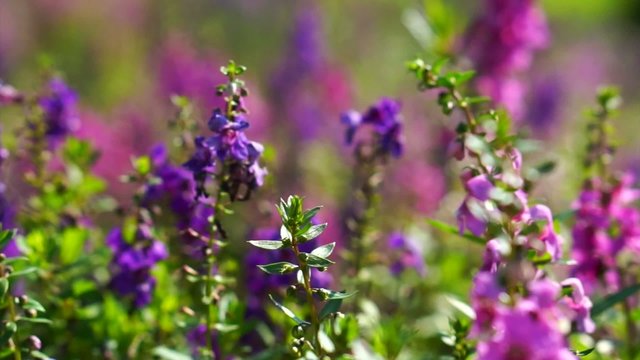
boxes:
[464,0,549,119]
[476,304,576,360]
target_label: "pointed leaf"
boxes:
[0,279,7,299]
[573,348,595,357]
[23,298,46,313]
[152,346,193,360]
[305,254,335,268]
[425,219,484,245]
[311,242,336,259]
[592,283,640,318]
[248,240,284,250]
[300,223,327,241]
[8,267,38,279]
[0,229,16,251]
[0,322,16,345]
[302,206,323,224]
[319,298,343,320]
[268,294,310,326]
[257,262,298,275]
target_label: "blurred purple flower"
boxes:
[0,138,18,257]
[341,98,404,158]
[387,232,426,277]
[571,174,640,294]
[39,77,80,146]
[525,75,563,135]
[476,304,575,360]
[270,6,352,141]
[186,324,220,358]
[106,225,167,308]
[464,0,549,119]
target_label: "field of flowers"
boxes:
[1,0,640,359]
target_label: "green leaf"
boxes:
[132,155,152,176]
[152,346,193,360]
[247,240,284,250]
[0,229,16,251]
[60,227,88,265]
[300,223,327,241]
[465,134,489,155]
[444,295,476,319]
[17,317,52,324]
[0,348,14,359]
[0,321,16,344]
[8,267,38,279]
[305,254,335,268]
[319,298,343,320]
[592,283,640,318]
[573,347,595,357]
[257,262,298,275]
[310,243,336,259]
[23,298,46,313]
[302,206,323,224]
[425,219,485,245]
[0,279,7,299]
[268,294,310,326]
[28,351,54,360]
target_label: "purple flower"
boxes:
[185,109,266,200]
[145,144,213,256]
[107,225,167,308]
[476,305,576,360]
[571,174,640,294]
[464,0,549,119]
[186,324,220,358]
[387,232,426,277]
[39,78,80,146]
[559,278,595,333]
[341,98,404,157]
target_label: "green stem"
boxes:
[1,262,21,360]
[291,233,322,356]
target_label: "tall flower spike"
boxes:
[184,61,266,200]
[409,58,594,358]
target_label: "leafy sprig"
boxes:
[250,196,354,358]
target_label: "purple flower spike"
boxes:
[341,97,404,158]
[39,77,80,146]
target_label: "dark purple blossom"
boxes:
[39,77,80,145]
[146,144,213,256]
[341,98,404,158]
[185,109,266,200]
[107,225,167,308]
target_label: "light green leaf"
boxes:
[257,262,298,275]
[247,240,284,250]
[310,243,335,259]
[300,223,327,241]
[268,294,309,326]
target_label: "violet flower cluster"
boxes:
[106,219,167,308]
[341,97,404,158]
[38,77,80,146]
[387,232,426,277]
[145,144,213,256]
[464,0,549,119]
[184,64,266,201]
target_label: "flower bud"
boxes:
[28,335,42,350]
